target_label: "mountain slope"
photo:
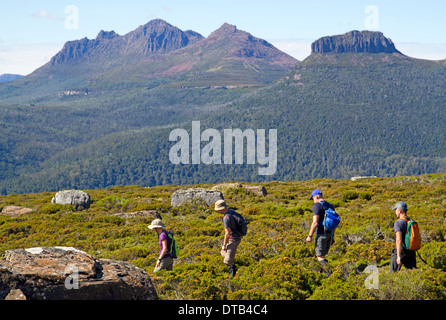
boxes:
[0,30,445,194]
[95,23,299,88]
[0,74,23,83]
[0,19,203,102]
[0,20,298,104]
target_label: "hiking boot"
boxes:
[319,259,332,277]
[228,264,237,277]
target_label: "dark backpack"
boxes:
[165,231,180,258]
[226,209,248,236]
[320,201,341,231]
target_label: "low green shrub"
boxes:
[37,203,74,214]
[341,191,359,202]
[419,241,446,271]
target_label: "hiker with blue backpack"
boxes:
[215,199,248,277]
[306,189,340,277]
[148,219,179,272]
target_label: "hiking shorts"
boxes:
[315,232,333,257]
[154,256,174,272]
[221,239,241,266]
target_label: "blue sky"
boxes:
[1,0,445,75]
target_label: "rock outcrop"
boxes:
[212,183,267,197]
[171,188,224,207]
[350,176,378,181]
[51,190,91,210]
[113,210,161,219]
[242,185,268,197]
[311,30,402,54]
[1,206,33,217]
[0,247,158,300]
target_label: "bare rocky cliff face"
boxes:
[0,247,158,300]
[50,19,204,66]
[311,30,402,54]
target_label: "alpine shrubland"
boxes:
[0,173,445,300]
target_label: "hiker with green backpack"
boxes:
[390,201,420,273]
[148,219,179,272]
[215,200,247,277]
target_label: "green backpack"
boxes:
[167,232,180,258]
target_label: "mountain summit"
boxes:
[311,30,402,54]
[50,19,204,66]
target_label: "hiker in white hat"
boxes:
[148,219,174,272]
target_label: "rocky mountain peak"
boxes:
[207,23,239,40]
[49,19,204,66]
[311,30,402,54]
[95,30,119,41]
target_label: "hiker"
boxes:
[390,201,417,273]
[215,200,245,277]
[306,189,335,276]
[148,219,174,272]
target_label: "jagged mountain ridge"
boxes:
[50,19,204,66]
[112,22,299,86]
[50,19,299,83]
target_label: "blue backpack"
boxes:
[320,201,341,231]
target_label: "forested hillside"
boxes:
[1,174,445,299]
[2,51,444,195]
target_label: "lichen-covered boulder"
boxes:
[0,247,158,300]
[51,190,91,210]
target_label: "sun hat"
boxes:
[148,219,166,229]
[392,201,408,211]
[214,199,228,211]
[309,189,322,200]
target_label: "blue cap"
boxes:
[392,201,407,211]
[309,189,322,200]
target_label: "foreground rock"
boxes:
[171,188,224,207]
[51,190,91,210]
[0,247,158,300]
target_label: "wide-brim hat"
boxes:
[148,219,166,229]
[214,200,228,211]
